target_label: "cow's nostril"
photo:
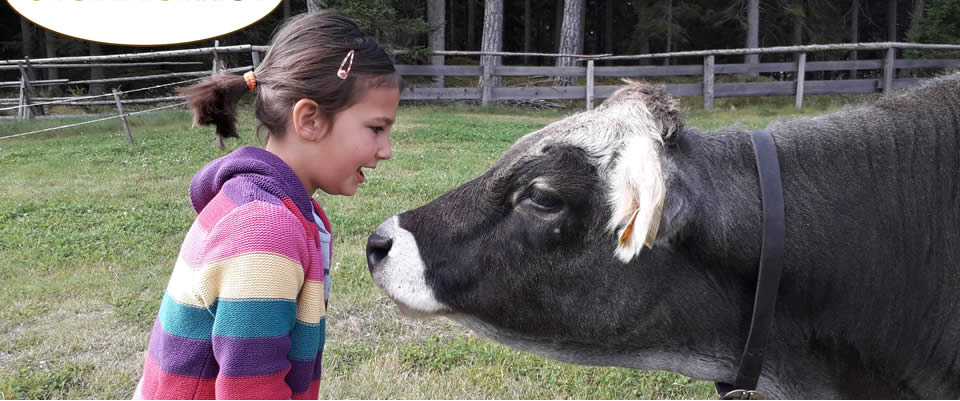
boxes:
[366,231,393,272]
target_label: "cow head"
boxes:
[364,75,960,399]
[366,82,745,379]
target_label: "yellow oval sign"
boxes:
[8,0,281,46]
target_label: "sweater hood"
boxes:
[189,146,314,219]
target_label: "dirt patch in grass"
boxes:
[0,351,16,366]
[327,294,466,347]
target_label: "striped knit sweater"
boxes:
[135,146,331,400]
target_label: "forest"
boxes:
[2,0,959,91]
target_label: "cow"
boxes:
[366,74,960,399]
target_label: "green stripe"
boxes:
[212,298,297,338]
[159,293,298,339]
[158,293,214,340]
[287,318,326,360]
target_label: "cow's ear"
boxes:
[607,135,667,263]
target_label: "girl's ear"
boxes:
[292,98,330,142]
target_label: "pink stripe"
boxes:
[215,370,292,399]
[197,192,237,233]
[138,351,216,400]
[291,380,321,399]
[179,222,208,269]
[304,268,324,282]
[201,201,309,266]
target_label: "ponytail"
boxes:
[178,72,251,149]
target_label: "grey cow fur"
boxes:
[368,73,960,399]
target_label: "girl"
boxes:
[135,11,401,400]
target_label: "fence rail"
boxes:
[4,41,960,121]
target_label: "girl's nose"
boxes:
[377,138,392,160]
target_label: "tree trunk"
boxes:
[605,0,613,65]
[888,0,897,41]
[523,0,532,65]
[449,0,456,51]
[306,0,320,13]
[849,0,859,78]
[19,17,39,82]
[89,42,105,96]
[468,0,477,50]
[44,30,61,96]
[664,0,673,65]
[746,0,760,76]
[637,32,651,66]
[792,1,803,45]
[428,0,445,87]
[284,0,290,18]
[19,17,34,60]
[554,0,564,53]
[908,0,924,36]
[904,0,923,77]
[792,0,803,63]
[555,0,584,86]
[480,0,503,90]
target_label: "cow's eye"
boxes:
[519,189,563,212]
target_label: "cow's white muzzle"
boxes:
[367,216,448,316]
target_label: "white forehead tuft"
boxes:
[516,97,665,179]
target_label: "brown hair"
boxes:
[179,11,401,148]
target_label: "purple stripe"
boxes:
[148,318,220,379]
[312,348,323,381]
[221,179,283,207]
[285,355,321,393]
[211,333,292,377]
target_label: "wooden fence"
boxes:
[3,42,960,121]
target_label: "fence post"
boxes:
[23,57,44,117]
[17,62,34,120]
[481,62,493,107]
[251,50,261,69]
[795,52,806,110]
[586,59,595,111]
[211,40,221,76]
[112,89,136,149]
[703,55,715,111]
[883,46,895,95]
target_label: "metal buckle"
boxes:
[719,389,766,400]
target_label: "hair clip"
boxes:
[337,50,355,80]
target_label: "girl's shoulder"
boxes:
[202,180,312,233]
[195,189,314,264]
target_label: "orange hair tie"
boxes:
[243,71,257,91]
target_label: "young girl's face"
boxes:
[312,86,400,196]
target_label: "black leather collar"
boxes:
[715,130,786,400]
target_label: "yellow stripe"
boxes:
[167,257,204,307]
[296,280,326,324]
[167,253,305,308]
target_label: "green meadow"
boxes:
[0,94,874,399]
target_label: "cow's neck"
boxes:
[659,124,959,398]
[652,127,846,398]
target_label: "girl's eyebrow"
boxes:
[371,117,395,125]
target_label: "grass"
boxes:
[0,95,863,399]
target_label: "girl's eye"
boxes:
[371,127,385,134]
